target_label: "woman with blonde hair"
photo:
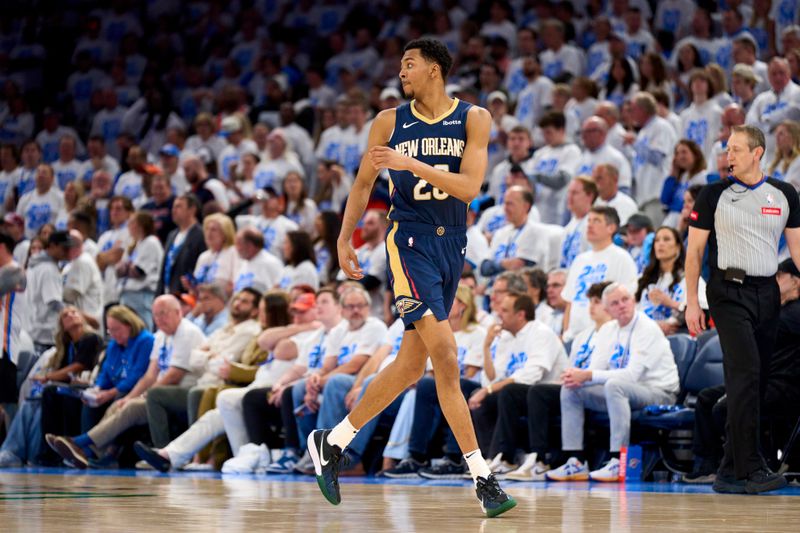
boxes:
[185,213,238,294]
[770,120,800,191]
[117,211,164,330]
[0,307,103,467]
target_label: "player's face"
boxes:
[399,49,432,99]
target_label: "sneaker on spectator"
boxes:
[381,458,428,479]
[546,457,590,481]
[505,453,546,481]
[265,449,299,474]
[293,451,316,475]
[491,459,518,479]
[419,458,466,479]
[0,450,22,468]
[486,452,504,472]
[221,443,267,474]
[182,462,215,472]
[589,458,621,482]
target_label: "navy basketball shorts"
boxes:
[385,221,467,329]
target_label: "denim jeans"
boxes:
[0,399,41,462]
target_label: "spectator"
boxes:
[769,120,800,190]
[254,129,304,192]
[35,110,86,164]
[233,227,282,294]
[140,173,176,244]
[157,144,188,196]
[25,230,76,354]
[87,169,115,236]
[486,125,535,204]
[575,117,633,194]
[0,232,27,406]
[336,210,387,316]
[731,64,760,114]
[539,19,585,81]
[113,145,148,201]
[90,89,127,161]
[55,180,85,231]
[121,87,185,158]
[592,164,638,226]
[0,144,21,215]
[63,230,103,324]
[622,212,656,274]
[661,140,708,228]
[530,111,581,225]
[16,164,63,239]
[478,164,540,242]
[313,160,352,213]
[190,282,230,338]
[562,206,638,342]
[559,176,597,269]
[282,171,318,234]
[313,211,341,285]
[679,70,723,163]
[117,211,164,330]
[51,135,89,191]
[547,283,680,482]
[513,56,554,133]
[158,193,206,296]
[46,295,205,469]
[277,231,319,291]
[600,56,639,109]
[185,113,226,162]
[594,101,628,153]
[238,187,299,259]
[188,213,238,294]
[746,58,800,165]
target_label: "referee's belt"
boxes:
[711,268,775,285]
[393,221,466,237]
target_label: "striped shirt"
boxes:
[690,177,800,277]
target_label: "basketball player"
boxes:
[307,39,517,518]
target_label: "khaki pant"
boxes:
[87,397,148,448]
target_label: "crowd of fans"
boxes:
[1,0,800,484]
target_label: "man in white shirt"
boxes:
[513,56,554,134]
[339,95,371,177]
[562,206,638,342]
[547,283,679,482]
[622,7,656,61]
[315,99,350,164]
[47,295,207,468]
[90,88,127,161]
[95,196,133,307]
[575,117,633,194]
[531,111,582,225]
[478,164,541,241]
[592,164,638,225]
[63,230,103,324]
[16,164,63,239]
[217,115,258,182]
[594,102,628,154]
[236,187,299,260]
[113,145,148,201]
[468,292,569,460]
[254,128,304,192]
[336,209,387,318]
[679,70,723,163]
[486,126,535,203]
[745,58,800,166]
[233,227,283,293]
[538,19,585,81]
[537,269,568,336]
[627,92,677,220]
[731,36,769,95]
[51,135,90,191]
[481,186,548,279]
[559,176,597,269]
[35,111,86,164]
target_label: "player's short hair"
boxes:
[404,38,454,78]
[587,281,613,300]
[506,291,536,321]
[539,111,566,130]
[731,124,766,153]
[589,205,621,230]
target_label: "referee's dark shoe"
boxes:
[745,468,787,494]
[475,474,517,518]
[308,429,347,505]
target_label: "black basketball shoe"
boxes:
[475,473,517,518]
[308,429,348,506]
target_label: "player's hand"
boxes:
[338,238,363,279]
[368,145,411,171]
[685,301,706,336]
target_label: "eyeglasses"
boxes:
[342,303,369,311]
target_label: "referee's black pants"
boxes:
[707,272,780,479]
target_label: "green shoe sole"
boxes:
[316,475,341,506]
[486,497,517,518]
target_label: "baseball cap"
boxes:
[778,258,800,278]
[624,213,654,232]
[290,293,316,312]
[179,293,197,308]
[159,144,180,158]
[487,90,508,104]
[48,230,79,248]
[220,115,243,134]
[254,186,279,201]
[2,213,24,227]
[380,87,402,101]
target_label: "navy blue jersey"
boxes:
[388,98,473,227]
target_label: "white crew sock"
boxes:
[327,416,359,450]
[464,449,492,483]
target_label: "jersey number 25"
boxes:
[413,164,450,200]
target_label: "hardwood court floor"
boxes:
[2,469,800,532]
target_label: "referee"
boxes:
[686,124,800,494]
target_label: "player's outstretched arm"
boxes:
[368,106,491,203]
[338,109,396,280]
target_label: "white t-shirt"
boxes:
[559,215,590,269]
[24,254,63,344]
[295,322,344,371]
[97,224,131,305]
[594,192,639,225]
[679,100,722,163]
[530,143,582,225]
[233,249,283,293]
[193,246,239,287]
[337,241,387,316]
[377,318,406,372]
[478,205,545,240]
[0,259,25,364]
[568,325,604,369]
[631,115,677,204]
[772,156,800,191]
[316,124,348,163]
[217,139,258,182]
[119,235,164,292]
[486,157,536,204]
[151,319,207,388]
[588,312,680,394]
[338,124,370,176]
[539,45,585,80]
[324,317,387,366]
[654,0,696,36]
[574,143,633,190]
[466,224,491,271]
[746,82,800,166]
[16,188,64,239]
[637,271,708,321]
[484,320,568,386]
[236,214,299,260]
[537,302,564,337]
[277,259,320,290]
[562,244,639,341]
[489,219,548,267]
[514,77,554,133]
[253,157,304,193]
[185,134,227,162]
[113,169,145,200]
[455,325,486,380]
[63,251,104,322]
[52,159,90,191]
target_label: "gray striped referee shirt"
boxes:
[689,177,800,277]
